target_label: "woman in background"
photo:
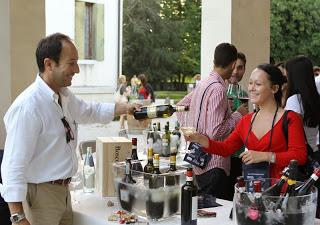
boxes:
[137,74,155,103]
[116,75,129,129]
[285,56,320,152]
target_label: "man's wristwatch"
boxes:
[10,212,26,223]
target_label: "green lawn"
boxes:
[155,91,187,103]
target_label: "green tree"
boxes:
[161,0,201,83]
[271,0,320,65]
[122,0,183,86]
[122,0,201,90]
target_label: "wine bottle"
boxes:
[284,159,298,197]
[152,154,161,175]
[171,121,181,149]
[83,147,95,193]
[166,153,180,215]
[157,122,162,132]
[161,124,171,157]
[165,153,179,186]
[152,123,162,154]
[130,138,143,174]
[247,180,266,222]
[237,176,252,206]
[148,154,164,189]
[232,176,251,221]
[118,158,136,212]
[166,121,170,132]
[143,147,154,184]
[262,166,290,196]
[181,167,198,225]
[280,160,299,211]
[146,154,165,219]
[295,167,320,196]
[133,104,189,120]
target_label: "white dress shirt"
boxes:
[0,75,115,202]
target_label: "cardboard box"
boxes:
[96,137,132,197]
[127,114,151,134]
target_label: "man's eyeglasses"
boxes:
[61,117,74,143]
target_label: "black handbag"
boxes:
[183,82,217,169]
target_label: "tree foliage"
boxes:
[271,0,320,65]
[122,0,201,90]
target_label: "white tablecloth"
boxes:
[71,191,234,225]
[72,191,320,225]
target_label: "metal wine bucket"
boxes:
[233,178,318,225]
[113,161,187,221]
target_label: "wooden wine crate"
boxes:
[96,137,132,197]
[127,114,151,134]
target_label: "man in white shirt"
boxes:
[0,33,138,225]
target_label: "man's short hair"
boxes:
[214,43,238,68]
[36,33,72,73]
[237,52,246,67]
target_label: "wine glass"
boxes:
[237,85,249,105]
[70,171,82,205]
[227,83,239,101]
[180,112,196,153]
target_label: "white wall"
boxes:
[201,0,232,78]
[0,0,11,149]
[45,0,120,102]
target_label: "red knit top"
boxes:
[204,111,307,179]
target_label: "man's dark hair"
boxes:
[237,52,246,67]
[213,43,237,68]
[36,33,72,72]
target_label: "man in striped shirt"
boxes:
[177,43,248,199]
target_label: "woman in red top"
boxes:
[186,64,307,179]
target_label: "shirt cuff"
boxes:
[0,184,27,202]
[101,103,115,123]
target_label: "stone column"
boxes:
[201,0,270,85]
[0,0,45,148]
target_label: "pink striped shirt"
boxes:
[177,71,242,175]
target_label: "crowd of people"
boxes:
[114,73,155,130]
[0,32,320,225]
[179,43,320,208]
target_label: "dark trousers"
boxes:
[225,157,243,201]
[196,167,228,200]
[0,203,11,225]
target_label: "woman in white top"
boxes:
[285,56,320,152]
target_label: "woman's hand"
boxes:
[239,150,270,164]
[184,133,209,148]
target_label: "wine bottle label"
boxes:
[147,106,157,118]
[150,189,165,202]
[311,173,319,181]
[176,106,187,112]
[191,196,198,220]
[120,189,129,202]
[170,155,176,163]
[287,179,296,185]
[162,139,169,146]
